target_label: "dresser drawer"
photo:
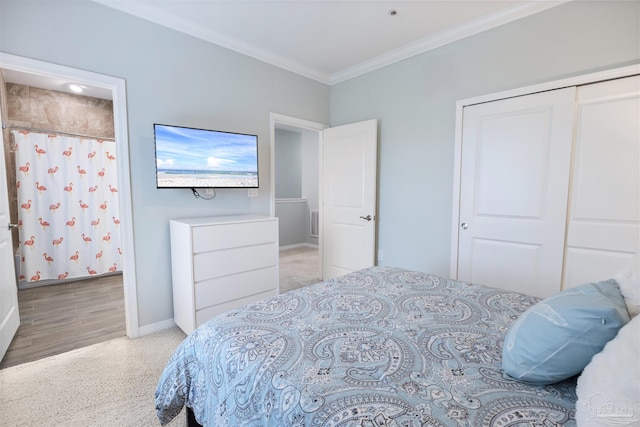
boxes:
[193,242,277,282]
[192,220,277,253]
[194,266,277,309]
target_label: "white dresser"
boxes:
[169,215,279,334]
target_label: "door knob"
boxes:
[461,222,468,230]
[360,215,373,221]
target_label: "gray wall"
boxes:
[275,128,319,247]
[330,0,640,276]
[0,0,330,328]
[275,200,307,247]
[274,129,305,247]
[274,129,302,198]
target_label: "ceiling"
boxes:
[2,0,568,98]
[95,0,568,84]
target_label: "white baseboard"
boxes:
[279,243,318,251]
[137,318,177,337]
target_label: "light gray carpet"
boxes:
[0,327,187,426]
[279,246,321,293]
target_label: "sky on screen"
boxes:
[155,124,257,172]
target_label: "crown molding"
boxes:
[95,0,570,86]
[329,1,570,84]
[94,0,331,84]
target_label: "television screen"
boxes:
[154,123,258,189]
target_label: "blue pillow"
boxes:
[502,279,630,385]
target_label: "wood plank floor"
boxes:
[0,273,125,369]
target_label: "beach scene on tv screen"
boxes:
[155,125,258,188]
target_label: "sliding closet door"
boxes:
[457,88,576,298]
[563,75,640,288]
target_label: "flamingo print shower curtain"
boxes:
[13,130,122,283]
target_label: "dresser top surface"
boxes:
[170,214,276,227]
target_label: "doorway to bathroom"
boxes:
[0,53,137,367]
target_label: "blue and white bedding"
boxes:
[155,266,577,426]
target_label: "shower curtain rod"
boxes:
[2,122,115,141]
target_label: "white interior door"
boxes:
[322,119,378,279]
[563,75,640,287]
[457,88,576,298]
[1,132,20,361]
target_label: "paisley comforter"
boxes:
[155,266,577,426]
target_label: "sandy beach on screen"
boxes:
[158,173,257,188]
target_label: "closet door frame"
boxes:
[450,64,640,279]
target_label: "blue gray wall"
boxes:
[275,128,319,247]
[275,129,302,198]
[330,0,640,276]
[0,0,329,328]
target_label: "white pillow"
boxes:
[615,270,640,318]
[575,315,640,426]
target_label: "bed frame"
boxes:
[186,407,201,427]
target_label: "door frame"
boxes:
[269,113,328,279]
[0,52,140,338]
[450,63,640,278]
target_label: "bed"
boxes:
[155,266,602,426]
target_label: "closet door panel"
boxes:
[469,239,542,291]
[564,75,640,288]
[457,88,576,298]
[473,114,549,217]
[564,249,636,289]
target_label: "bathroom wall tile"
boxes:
[8,84,114,138]
[29,87,57,109]
[6,83,28,97]
[32,100,63,128]
[88,97,111,109]
[7,92,30,123]
[86,107,115,138]
[60,103,89,132]
[59,90,88,107]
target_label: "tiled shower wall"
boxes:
[0,79,114,252]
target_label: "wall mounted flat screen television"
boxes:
[154,123,258,189]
